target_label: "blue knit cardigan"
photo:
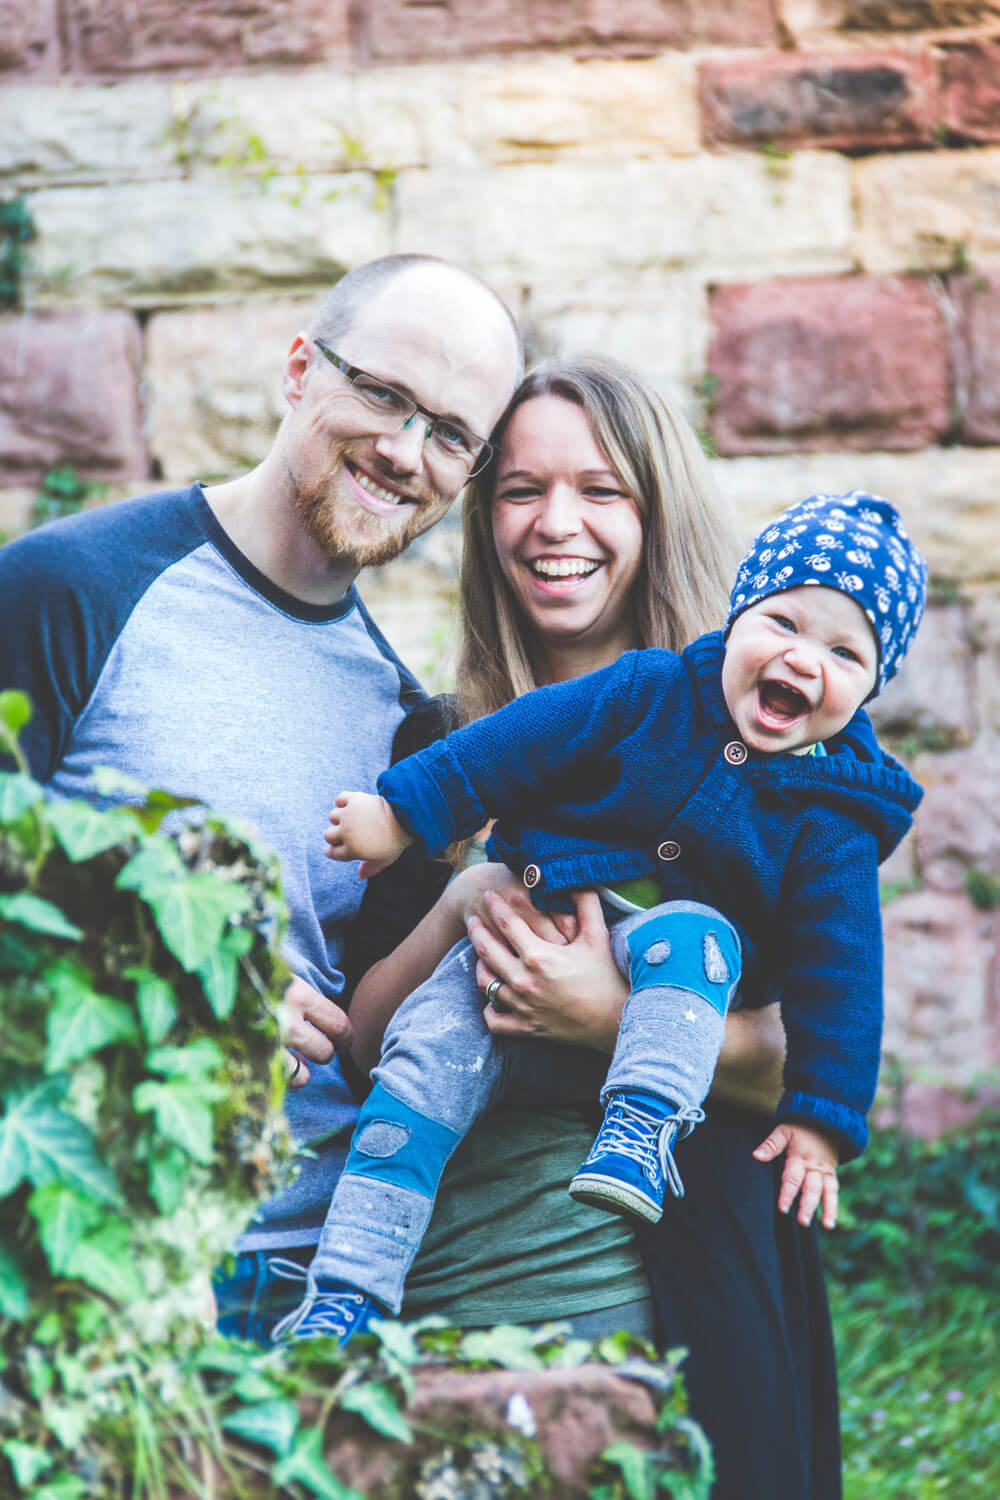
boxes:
[378,632,924,1159]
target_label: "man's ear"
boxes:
[282,333,311,409]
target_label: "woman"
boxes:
[345,356,840,1499]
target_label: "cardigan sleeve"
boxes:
[772,821,884,1161]
[377,652,646,855]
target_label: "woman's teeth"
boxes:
[353,467,407,505]
[530,558,600,579]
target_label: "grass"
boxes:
[834,1282,1000,1498]
[826,1111,1000,1499]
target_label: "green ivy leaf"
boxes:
[115,839,185,898]
[0,893,82,942]
[133,1079,217,1163]
[0,688,32,736]
[29,1183,99,1274]
[64,1219,145,1301]
[1,1439,54,1487]
[339,1381,412,1443]
[89,765,149,800]
[601,1442,658,1500]
[125,967,178,1045]
[0,1079,118,1202]
[457,1324,546,1370]
[221,1398,300,1457]
[146,1038,225,1078]
[32,1478,88,1500]
[128,786,202,834]
[46,799,139,861]
[44,962,139,1072]
[146,874,252,972]
[147,1145,189,1215]
[44,1404,88,1451]
[271,1428,364,1500]
[0,770,43,821]
[197,946,238,1019]
[0,1244,30,1319]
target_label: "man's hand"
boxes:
[281,974,353,1088]
[753,1121,840,1229]
[324,791,413,878]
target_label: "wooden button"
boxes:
[657,840,681,861]
[724,741,748,765]
[523,863,541,888]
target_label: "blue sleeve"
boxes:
[377,651,649,855]
[774,822,884,1161]
[0,489,206,780]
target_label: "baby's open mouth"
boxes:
[758,680,810,722]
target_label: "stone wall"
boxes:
[2,0,999,1131]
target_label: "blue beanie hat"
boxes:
[726,491,927,695]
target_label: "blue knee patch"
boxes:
[344,1083,460,1200]
[625,909,742,1017]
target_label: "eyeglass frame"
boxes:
[312,337,495,479]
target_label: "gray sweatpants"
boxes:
[312,900,741,1311]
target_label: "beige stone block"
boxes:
[25,174,392,308]
[358,558,460,695]
[460,53,700,164]
[711,447,1000,584]
[525,271,709,415]
[853,148,1000,273]
[145,300,318,482]
[970,591,1000,741]
[0,81,177,186]
[0,484,33,538]
[395,153,852,283]
[177,68,464,175]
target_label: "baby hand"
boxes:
[753,1121,839,1229]
[325,791,413,878]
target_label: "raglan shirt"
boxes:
[0,483,436,1246]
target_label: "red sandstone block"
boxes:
[363,0,689,63]
[707,276,951,456]
[700,49,937,151]
[953,273,1000,444]
[0,312,146,481]
[63,0,350,77]
[0,0,59,77]
[941,42,1000,143]
[696,0,777,46]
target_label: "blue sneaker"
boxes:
[569,1092,705,1223]
[270,1272,381,1346]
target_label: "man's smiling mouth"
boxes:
[347,460,415,507]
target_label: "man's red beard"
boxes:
[293,463,428,569]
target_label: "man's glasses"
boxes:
[314,338,494,479]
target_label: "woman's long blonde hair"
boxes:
[457,354,740,723]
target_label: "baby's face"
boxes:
[721,586,878,754]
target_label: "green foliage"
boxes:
[0,197,35,310]
[30,468,107,530]
[826,1111,1000,1499]
[0,694,292,1352]
[965,865,1000,911]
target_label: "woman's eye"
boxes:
[496,486,540,503]
[584,486,623,500]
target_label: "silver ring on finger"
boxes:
[484,977,503,1007]
[289,1053,303,1082]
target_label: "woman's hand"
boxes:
[469,888,628,1052]
[281,974,354,1088]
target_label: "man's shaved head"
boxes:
[310,255,524,385]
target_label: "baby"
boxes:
[276,491,926,1344]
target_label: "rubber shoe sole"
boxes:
[568,1169,664,1224]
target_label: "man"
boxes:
[0,254,524,1338]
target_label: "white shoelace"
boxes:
[268,1259,366,1342]
[589,1098,705,1200]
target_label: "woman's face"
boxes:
[491,396,645,663]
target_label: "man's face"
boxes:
[721,585,879,754]
[285,268,520,569]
